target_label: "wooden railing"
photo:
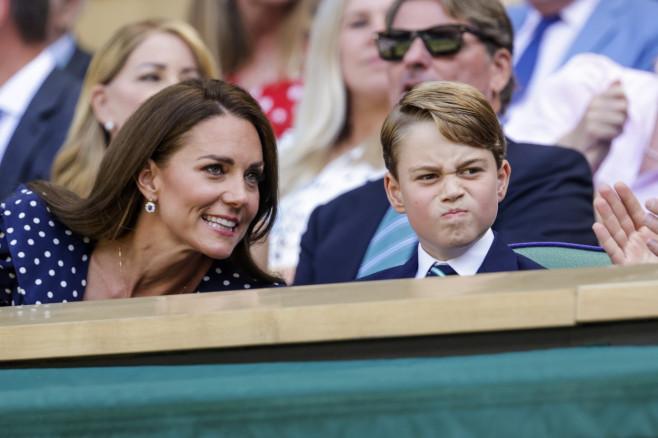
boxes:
[1,263,657,366]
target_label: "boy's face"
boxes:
[384,121,510,260]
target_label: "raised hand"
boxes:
[593,182,658,265]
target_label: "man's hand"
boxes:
[559,80,628,172]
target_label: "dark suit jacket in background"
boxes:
[0,68,82,200]
[359,231,545,281]
[63,45,92,81]
[294,140,596,286]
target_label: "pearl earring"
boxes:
[104,121,115,133]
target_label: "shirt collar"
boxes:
[46,32,77,70]
[526,0,600,28]
[416,228,494,278]
[0,50,56,118]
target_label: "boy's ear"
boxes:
[497,159,511,202]
[136,159,160,202]
[384,172,406,214]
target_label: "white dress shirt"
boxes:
[415,228,494,278]
[0,50,56,163]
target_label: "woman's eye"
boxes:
[245,171,264,185]
[204,164,225,175]
[139,73,161,82]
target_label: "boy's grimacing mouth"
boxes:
[442,208,468,218]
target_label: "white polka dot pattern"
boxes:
[0,187,279,306]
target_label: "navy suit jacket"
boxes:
[0,68,82,200]
[63,45,92,81]
[294,140,596,286]
[508,0,658,73]
[359,232,544,281]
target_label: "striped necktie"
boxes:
[357,206,417,278]
[426,263,458,277]
[513,14,560,102]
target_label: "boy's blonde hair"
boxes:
[381,81,506,179]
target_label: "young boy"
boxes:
[361,81,544,280]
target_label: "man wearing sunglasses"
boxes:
[293,0,597,286]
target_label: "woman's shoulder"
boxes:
[1,186,52,232]
[1,186,93,306]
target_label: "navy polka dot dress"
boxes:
[0,187,277,306]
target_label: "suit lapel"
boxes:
[560,0,623,68]
[0,69,70,196]
[345,179,393,277]
[477,232,520,273]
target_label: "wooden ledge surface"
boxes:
[0,264,657,362]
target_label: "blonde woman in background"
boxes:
[50,19,218,197]
[267,0,394,283]
[189,0,316,139]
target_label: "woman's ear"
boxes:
[90,84,115,135]
[384,172,406,214]
[136,159,159,202]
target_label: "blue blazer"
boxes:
[359,232,544,281]
[0,68,82,200]
[508,0,658,72]
[294,139,596,286]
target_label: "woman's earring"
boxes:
[104,121,115,133]
[145,200,156,213]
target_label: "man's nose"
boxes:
[402,36,432,67]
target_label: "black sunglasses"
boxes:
[374,24,495,61]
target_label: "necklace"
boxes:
[118,246,193,298]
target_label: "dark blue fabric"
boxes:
[0,68,82,200]
[0,187,276,306]
[62,45,92,81]
[359,232,544,281]
[426,263,458,277]
[294,140,595,286]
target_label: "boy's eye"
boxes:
[463,167,482,175]
[418,173,438,181]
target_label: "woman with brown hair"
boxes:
[0,78,281,305]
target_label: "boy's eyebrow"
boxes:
[408,157,488,173]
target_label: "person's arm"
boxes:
[558,80,628,174]
[0,202,17,306]
[592,182,658,265]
